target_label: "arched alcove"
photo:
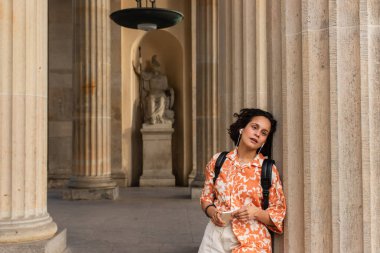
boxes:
[129,30,186,186]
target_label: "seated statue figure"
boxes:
[137,55,174,125]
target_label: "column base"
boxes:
[67,176,118,189]
[187,170,196,186]
[62,186,119,200]
[48,178,70,189]
[111,171,128,187]
[139,170,175,187]
[139,177,175,187]
[190,187,202,200]
[0,215,57,244]
[0,228,68,253]
[190,175,205,199]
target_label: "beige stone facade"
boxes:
[1,0,379,251]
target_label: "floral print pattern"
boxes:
[200,149,286,253]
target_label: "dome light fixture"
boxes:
[110,0,184,31]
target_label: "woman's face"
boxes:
[240,116,271,151]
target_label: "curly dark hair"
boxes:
[228,108,277,158]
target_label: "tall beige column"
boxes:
[193,0,379,252]
[188,0,198,186]
[191,0,273,198]
[217,0,269,142]
[267,1,283,251]
[190,0,219,197]
[64,0,118,200]
[302,0,332,252]
[361,1,380,251]
[0,0,59,245]
[256,0,267,109]
[217,0,235,149]
[280,0,378,252]
[331,1,363,252]
[281,0,305,252]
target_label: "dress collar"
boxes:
[226,148,265,168]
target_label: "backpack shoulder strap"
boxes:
[261,159,275,210]
[213,151,229,184]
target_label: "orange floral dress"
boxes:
[200,149,286,253]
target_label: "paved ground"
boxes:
[48,187,208,253]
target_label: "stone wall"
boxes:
[48,0,74,187]
[110,0,125,186]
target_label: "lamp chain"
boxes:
[149,0,156,8]
[136,0,156,8]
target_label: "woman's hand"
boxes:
[208,207,226,227]
[232,206,260,222]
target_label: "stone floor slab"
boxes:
[48,187,208,253]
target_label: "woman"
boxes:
[198,108,286,253]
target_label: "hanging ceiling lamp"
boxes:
[110,0,184,31]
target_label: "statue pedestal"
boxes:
[140,124,175,186]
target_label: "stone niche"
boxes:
[129,29,188,186]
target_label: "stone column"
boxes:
[267,1,283,251]
[281,0,305,252]
[256,0,267,109]
[330,1,363,252]
[64,0,118,200]
[361,1,380,251]
[191,0,270,198]
[217,0,269,141]
[0,0,66,249]
[193,0,379,252]
[188,0,198,186]
[302,0,332,252]
[280,0,378,252]
[190,0,219,198]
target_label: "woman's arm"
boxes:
[232,205,275,226]
[200,153,228,227]
[201,202,226,227]
[232,164,286,232]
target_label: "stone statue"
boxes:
[134,55,175,125]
